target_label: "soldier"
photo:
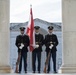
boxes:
[44,26,58,73]
[15,27,30,73]
[32,26,44,73]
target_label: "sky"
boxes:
[10,0,62,23]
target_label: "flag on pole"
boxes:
[26,5,35,51]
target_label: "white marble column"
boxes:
[59,0,76,73]
[0,0,11,73]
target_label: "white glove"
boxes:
[49,44,53,49]
[31,44,39,48]
[35,45,39,48]
[33,45,36,48]
[19,46,23,49]
[21,43,24,48]
[51,44,53,47]
[19,43,24,49]
[30,44,36,48]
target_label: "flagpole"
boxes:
[26,5,35,52]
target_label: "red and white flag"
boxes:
[26,5,35,51]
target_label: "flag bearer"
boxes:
[32,26,44,73]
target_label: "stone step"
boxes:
[0,73,74,75]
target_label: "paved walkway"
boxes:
[0,73,76,75]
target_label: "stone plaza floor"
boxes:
[0,73,76,75]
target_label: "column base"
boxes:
[58,65,76,73]
[0,66,11,73]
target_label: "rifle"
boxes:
[15,52,21,73]
[43,50,51,73]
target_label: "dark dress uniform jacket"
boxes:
[33,33,44,52]
[15,34,30,52]
[45,34,58,52]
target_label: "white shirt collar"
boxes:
[48,32,53,35]
[21,34,25,36]
[35,32,39,35]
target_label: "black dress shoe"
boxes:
[25,71,27,73]
[54,71,57,73]
[18,71,21,73]
[33,71,35,73]
[47,71,50,73]
[38,71,40,73]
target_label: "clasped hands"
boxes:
[49,44,53,49]
[31,44,39,48]
[19,43,24,49]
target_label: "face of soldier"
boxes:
[35,29,39,33]
[48,29,53,33]
[20,30,25,34]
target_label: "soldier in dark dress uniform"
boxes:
[44,26,58,73]
[32,26,44,73]
[15,27,30,73]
